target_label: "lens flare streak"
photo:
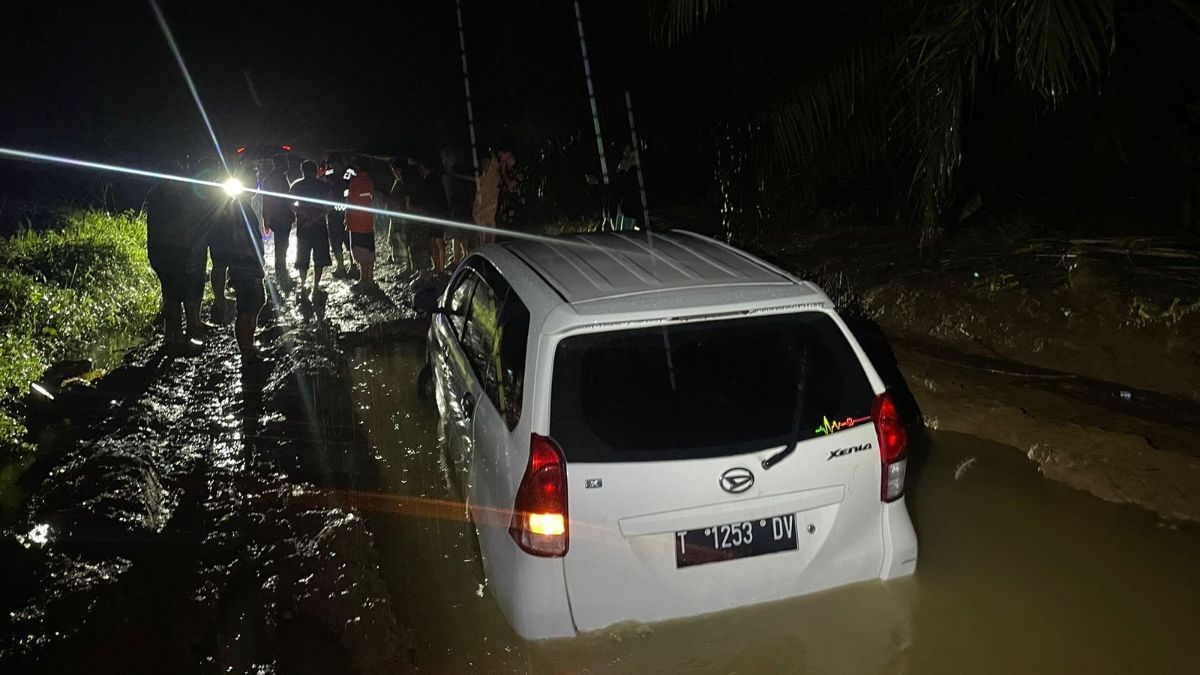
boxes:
[0,146,579,246]
[148,0,230,173]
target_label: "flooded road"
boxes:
[351,342,1200,674]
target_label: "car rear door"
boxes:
[432,265,481,482]
[461,269,532,534]
[548,310,887,632]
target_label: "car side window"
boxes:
[457,261,531,431]
[494,285,530,430]
[461,276,501,406]
[446,270,477,337]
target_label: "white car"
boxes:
[424,230,917,640]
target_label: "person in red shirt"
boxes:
[345,159,377,291]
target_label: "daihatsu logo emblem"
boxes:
[719,467,755,494]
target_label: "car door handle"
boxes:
[460,391,476,418]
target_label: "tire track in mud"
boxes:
[1,268,432,674]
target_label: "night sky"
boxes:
[3,1,1198,227]
[0,2,479,159]
[0,1,682,211]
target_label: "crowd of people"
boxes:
[143,144,528,359]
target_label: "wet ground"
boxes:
[0,260,424,673]
[771,227,1200,522]
[353,341,1200,674]
[4,236,1200,673]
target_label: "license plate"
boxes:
[674,513,798,568]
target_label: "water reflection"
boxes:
[351,342,1200,674]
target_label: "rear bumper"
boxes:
[493,498,918,640]
[880,498,918,579]
[476,518,577,640]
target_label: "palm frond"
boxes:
[653,0,1135,244]
[1013,0,1114,100]
[649,0,736,46]
[769,102,892,202]
[899,0,994,207]
[755,37,900,187]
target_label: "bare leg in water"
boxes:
[235,313,257,353]
[352,245,375,289]
[163,301,183,343]
[210,265,230,324]
[184,298,205,337]
[234,277,265,356]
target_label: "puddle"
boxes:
[351,341,1200,673]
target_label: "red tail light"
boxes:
[510,434,569,556]
[872,392,908,502]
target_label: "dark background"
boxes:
[2,1,1199,238]
[0,2,678,210]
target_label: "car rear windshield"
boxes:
[549,312,876,462]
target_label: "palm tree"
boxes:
[650,0,1136,244]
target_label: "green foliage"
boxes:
[0,208,158,448]
[652,0,1130,242]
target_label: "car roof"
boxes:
[499,230,799,304]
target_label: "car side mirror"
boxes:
[413,286,445,314]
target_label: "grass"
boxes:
[0,208,159,450]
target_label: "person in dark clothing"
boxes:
[204,158,235,325]
[289,160,332,301]
[260,154,292,291]
[404,156,450,272]
[439,145,474,264]
[185,158,239,326]
[439,145,470,221]
[386,157,410,268]
[613,144,644,230]
[145,166,207,354]
[321,155,355,279]
[213,167,266,356]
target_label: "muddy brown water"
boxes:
[350,342,1200,674]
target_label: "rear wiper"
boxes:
[762,345,809,471]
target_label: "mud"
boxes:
[1,261,434,673]
[768,226,1200,522]
[4,227,1198,672]
[782,229,1200,401]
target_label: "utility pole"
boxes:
[624,90,650,229]
[573,0,610,225]
[455,0,480,178]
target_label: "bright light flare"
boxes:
[0,145,589,247]
[222,177,246,197]
[149,0,229,172]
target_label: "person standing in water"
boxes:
[145,161,208,355]
[217,166,267,357]
[289,159,333,302]
[345,159,378,292]
[385,157,411,270]
[260,154,293,292]
[321,155,355,279]
[404,155,450,272]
